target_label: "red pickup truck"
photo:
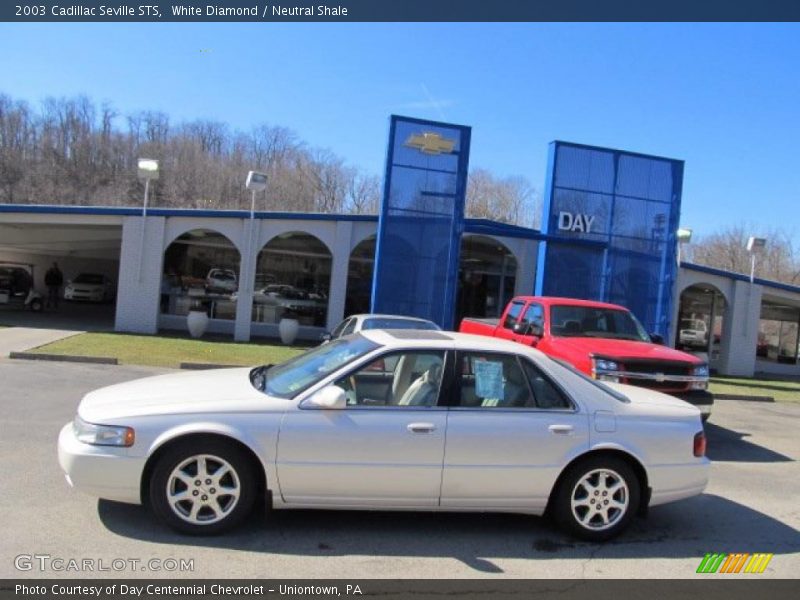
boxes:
[460,296,713,420]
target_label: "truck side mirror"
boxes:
[650,332,664,345]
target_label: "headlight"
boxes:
[72,416,135,447]
[592,358,620,382]
[690,364,709,390]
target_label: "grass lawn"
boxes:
[28,332,306,368]
[709,376,800,403]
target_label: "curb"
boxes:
[712,393,774,403]
[8,352,118,365]
[180,362,241,370]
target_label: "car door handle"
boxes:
[548,424,574,435]
[407,422,437,434]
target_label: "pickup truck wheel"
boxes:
[149,440,256,535]
[553,456,640,542]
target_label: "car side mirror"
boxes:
[319,333,331,343]
[650,332,664,345]
[303,385,346,410]
[530,321,544,337]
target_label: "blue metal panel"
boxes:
[537,141,684,336]
[371,115,471,329]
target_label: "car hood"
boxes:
[552,336,701,364]
[604,382,701,419]
[78,368,287,422]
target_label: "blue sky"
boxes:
[1,22,798,240]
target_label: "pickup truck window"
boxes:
[503,301,526,329]
[519,302,544,329]
[550,305,650,342]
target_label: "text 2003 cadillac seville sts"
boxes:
[58,330,709,541]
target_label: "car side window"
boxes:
[521,360,571,409]
[333,350,446,408]
[503,301,525,329]
[457,352,534,408]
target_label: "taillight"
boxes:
[693,431,707,457]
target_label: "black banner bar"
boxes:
[3,1,800,22]
[2,580,799,600]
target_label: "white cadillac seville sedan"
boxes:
[58,330,709,541]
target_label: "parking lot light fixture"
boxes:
[245,171,268,219]
[677,227,692,265]
[746,236,768,283]
[137,159,159,217]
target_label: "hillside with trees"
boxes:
[0,93,538,225]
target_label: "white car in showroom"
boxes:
[58,330,708,541]
[64,273,116,303]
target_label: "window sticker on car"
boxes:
[474,360,504,400]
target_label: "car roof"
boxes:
[352,313,437,323]
[515,296,630,312]
[360,329,542,355]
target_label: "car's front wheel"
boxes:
[149,439,257,535]
[552,456,640,542]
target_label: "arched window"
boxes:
[457,235,517,322]
[252,232,332,327]
[346,235,376,317]
[161,229,241,321]
[676,284,728,366]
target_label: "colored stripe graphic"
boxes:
[697,553,773,574]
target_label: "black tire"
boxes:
[149,439,257,535]
[551,455,640,542]
[29,298,43,312]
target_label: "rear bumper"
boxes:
[673,390,714,416]
[648,459,710,507]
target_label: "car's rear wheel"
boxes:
[552,456,640,542]
[149,440,256,535]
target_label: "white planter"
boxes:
[187,310,209,339]
[278,318,299,345]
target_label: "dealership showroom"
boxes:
[1,198,799,379]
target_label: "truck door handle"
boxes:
[548,424,573,435]
[407,422,437,434]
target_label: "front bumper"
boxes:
[673,389,714,416]
[57,423,144,505]
[64,289,104,301]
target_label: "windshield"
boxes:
[251,335,379,399]
[550,305,650,342]
[74,274,104,284]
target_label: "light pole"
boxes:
[245,171,268,218]
[746,236,767,283]
[137,159,159,217]
[137,159,159,281]
[676,227,692,266]
[244,171,268,295]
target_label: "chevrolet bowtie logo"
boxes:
[404,132,456,155]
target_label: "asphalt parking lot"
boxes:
[0,359,797,579]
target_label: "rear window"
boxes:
[363,318,439,331]
[549,358,630,403]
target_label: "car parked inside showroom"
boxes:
[58,330,708,541]
[64,273,116,303]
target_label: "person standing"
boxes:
[45,262,64,309]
